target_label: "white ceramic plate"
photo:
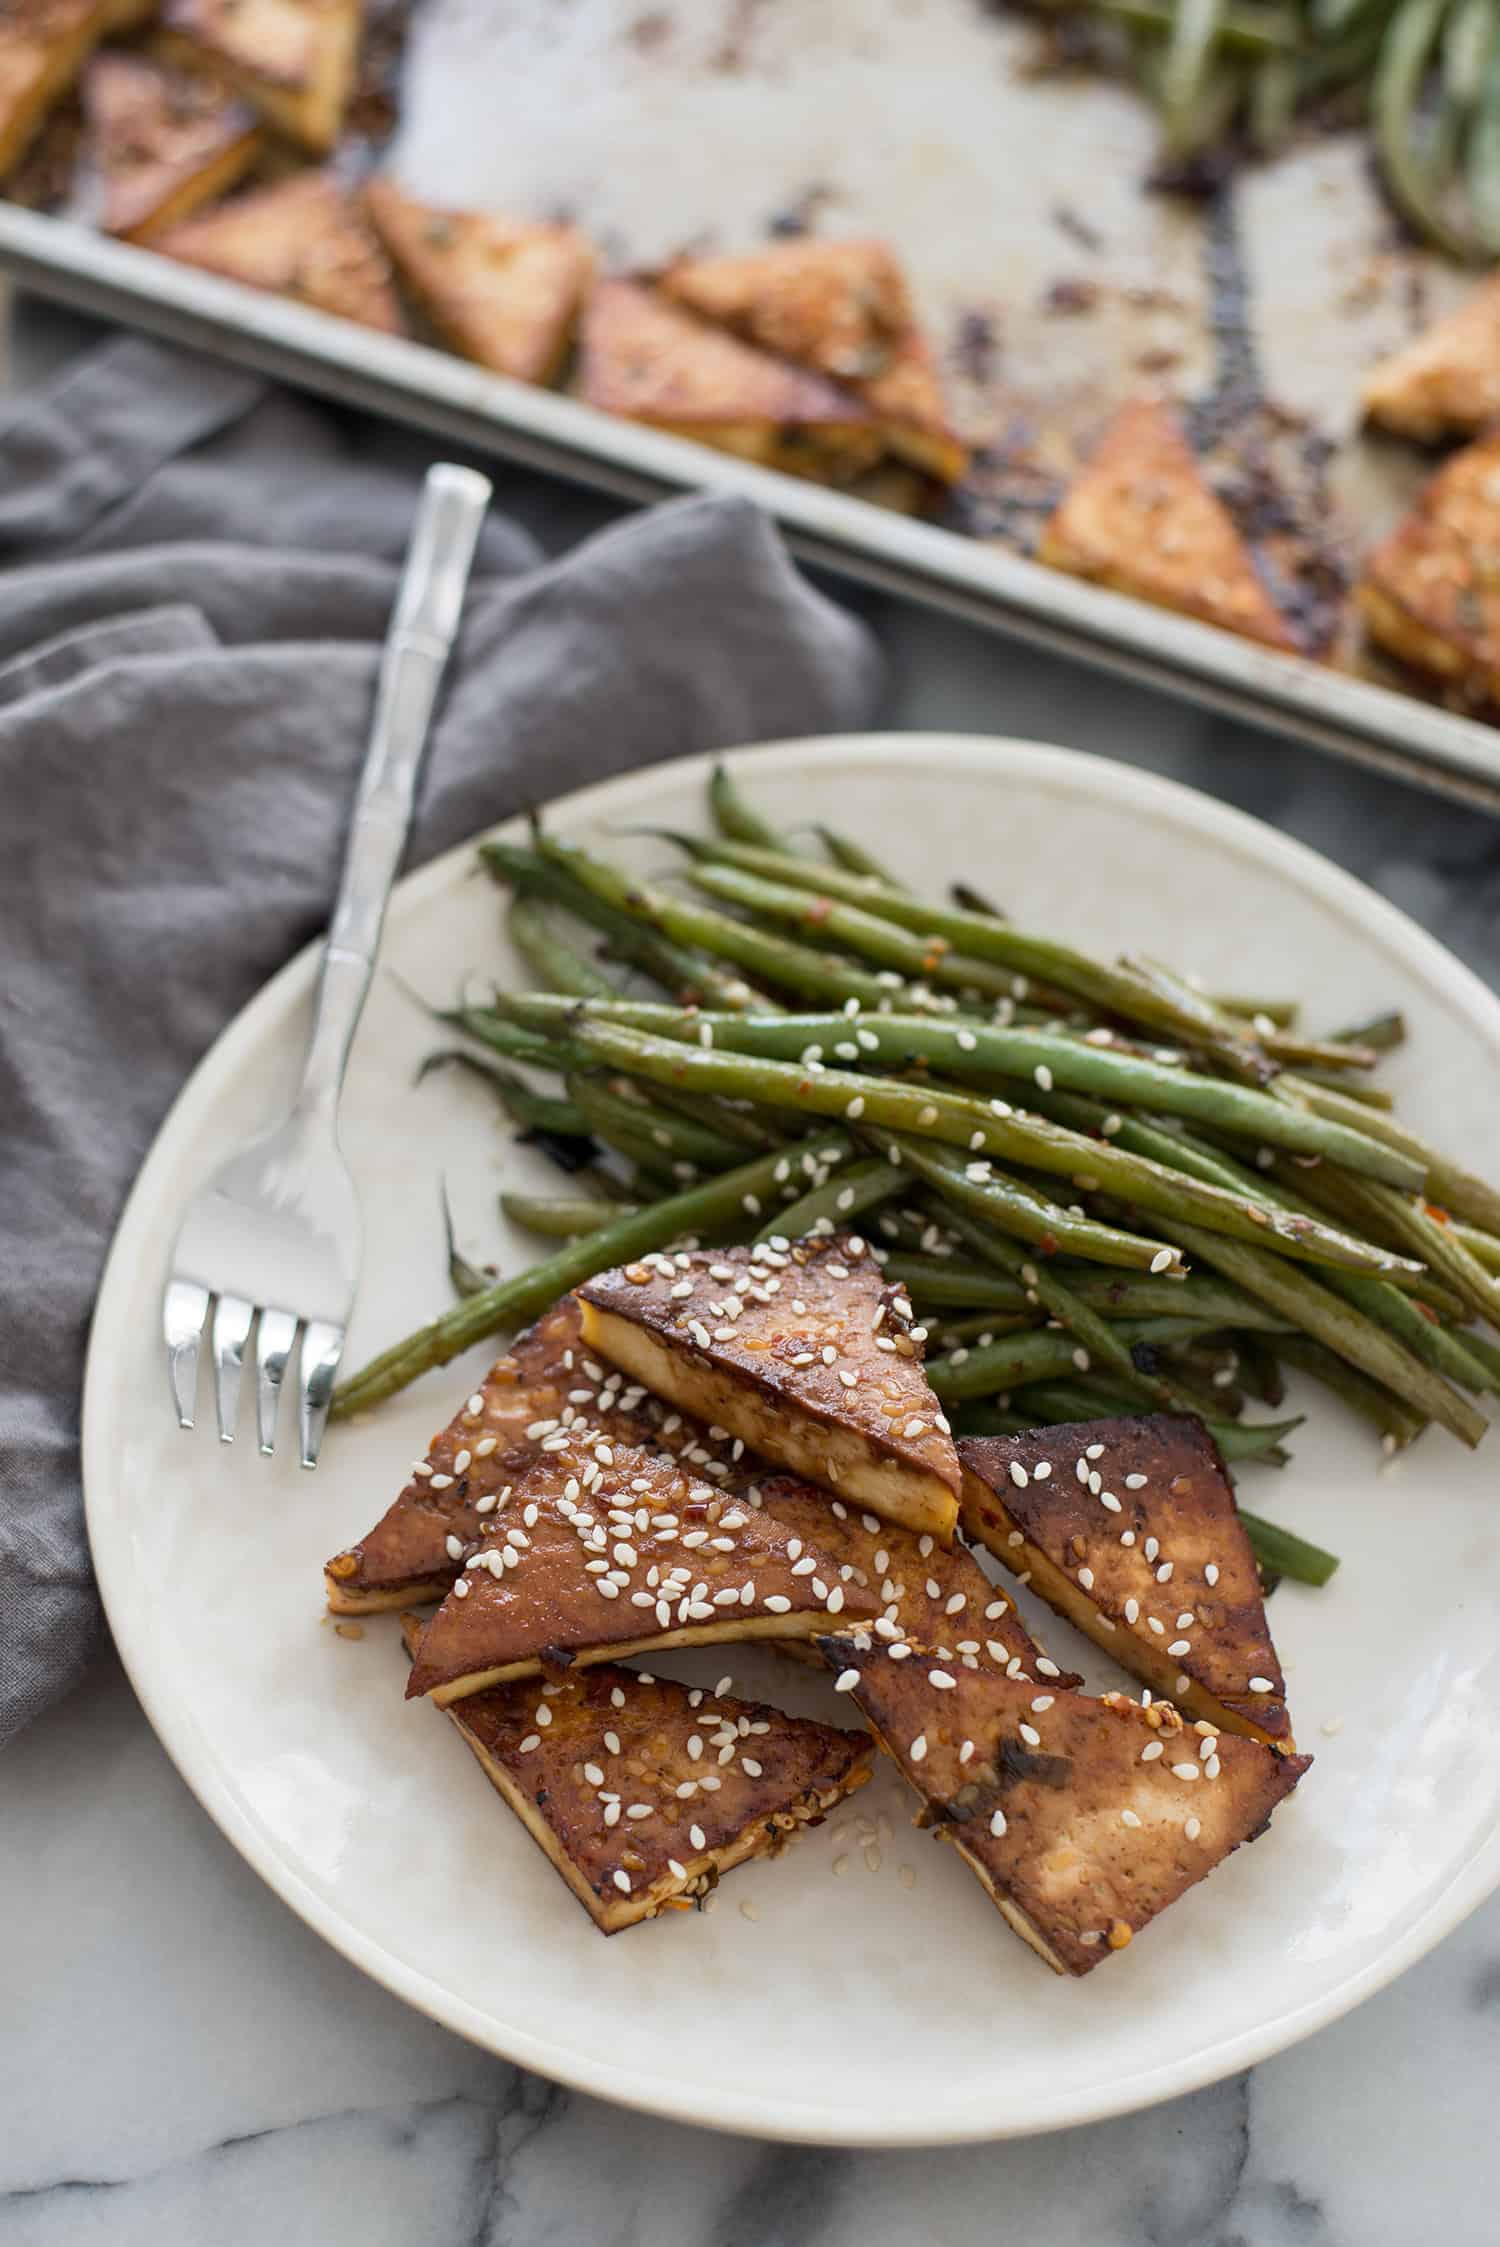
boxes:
[84,735,1500,2145]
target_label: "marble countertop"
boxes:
[6,292,1500,2247]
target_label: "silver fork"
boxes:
[163,461,492,1467]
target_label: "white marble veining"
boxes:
[5,290,1500,2247]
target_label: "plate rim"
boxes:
[83,730,1500,2145]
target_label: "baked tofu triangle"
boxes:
[756,1473,1078,1689]
[827,1639,1308,1976]
[82,48,262,243]
[1362,272,1500,441]
[577,1233,962,1542]
[1359,428,1500,709]
[0,0,153,180]
[325,1294,784,1615]
[661,238,967,484]
[160,0,359,152]
[401,1617,873,1933]
[155,171,404,333]
[364,178,595,384]
[1037,398,1295,651]
[405,1425,876,1704]
[959,1417,1294,1749]
[577,280,884,485]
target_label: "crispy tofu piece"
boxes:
[363,178,594,385]
[401,1617,872,1933]
[828,1639,1308,1975]
[1358,428,1500,707]
[577,280,884,486]
[754,1472,1078,1687]
[154,170,404,333]
[1037,398,1296,651]
[404,1428,876,1704]
[1362,274,1500,442]
[663,238,913,381]
[662,239,967,485]
[82,49,262,243]
[577,1234,961,1542]
[159,0,359,152]
[325,1295,750,1614]
[0,0,150,180]
[959,1418,1293,1749]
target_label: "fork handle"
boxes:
[297,462,492,1119]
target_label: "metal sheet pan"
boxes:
[4,0,1500,811]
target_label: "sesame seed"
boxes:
[928,1669,957,1690]
[428,1473,453,1491]
[1072,1348,1090,1372]
[1185,1816,1202,1841]
[1205,1563,1220,1586]
[765,1595,792,1614]
[1156,1561,1174,1584]
[1172,1763,1201,1782]
[1168,1639,1191,1657]
[1124,1472,1148,1490]
[1019,1723,1041,1747]
[845,1095,866,1120]
[1140,1740,1164,1762]
[989,1809,1007,1837]
[1150,1248,1174,1273]
[1120,1809,1141,1828]
[1248,1675,1275,1693]
[910,1734,928,1762]
[956,1029,978,1052]
[518,1734,540,1754]
[1034,1064,1053,1092]
[1078,1567,1095,1591]
[467,1394,484,1416]
[613,1871,632,1894]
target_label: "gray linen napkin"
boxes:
[0,334,883,1748]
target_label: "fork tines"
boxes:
[164,1279,343,1467]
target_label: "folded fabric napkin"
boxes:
[0,334,883,1749]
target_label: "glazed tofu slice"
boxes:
[1359,429,1500,707]
[364,178,595,384]
[828,1640,1308,1975]
[577,1234,961,1542]
[1037,398,1296,651]
[576,280,884,486]
[159,0,359,152]
[154,170,404,332]
[1362,273,1500,442]
[959,1417,1293,1749]
[326,1295,769,1614]
[0,0,152,180]
[754,1473,1078,1688]
[661,238,967,485]
[82,49,262,242]
[401,1618,873,1933]
[404,1429,877,1704]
